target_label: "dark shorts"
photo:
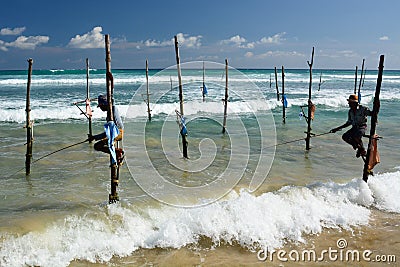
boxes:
[342,126,366,149]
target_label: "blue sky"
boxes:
[0,0,399,70]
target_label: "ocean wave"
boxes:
[1,171,398,266]
[0,100,276,123]
[3,92,400,123]
[1,70,400,87]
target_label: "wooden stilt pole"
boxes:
[146,59,151,121]
[25,58,33,175]
[358,59,365,103]
[363,55,384,182]
[318,71,323,91]
[362,68,366,87]
[269,73,272,88]
[174,35,188,158]
[105,34,119,203]
[86,58,93,141]
[274,67,280,101]
[281,66,286,124]
[354,65,358,94]
[202,61,206,102]
[305,47,314,150]
[222,59,228,134]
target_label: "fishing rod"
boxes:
[9,139,89,177]
[31,139,89,164]
[264,131,332,149]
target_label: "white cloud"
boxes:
[258,32,286,44]
[144,39,171,47]
[0,27,26,36]
[379,36,389,41]
[68,26,105,48]
[242,42,255,49]
[317,49,361,60]
[142,33,202,48]
[245,51,254,58]
[255,50,304,59]
[4,35,49,50]
[222,35,246,45]
[221,32,285,49]
[220,35,256,49]
[337,50,357,58]
[221,35,247,46]
[0,40,7,51]
[175,33,202,48]
[0,27,48,51]
[196,55,219,61]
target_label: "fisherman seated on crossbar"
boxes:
[330,94,376,158]
[88,94,124,165]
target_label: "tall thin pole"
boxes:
[146,59,151,121]
[282,66,286,124]
[174,35,188,158]
[363,55,384,182]
[318,71,323,91]
[362,68,366,87]
[305,47,314,150]
[86,58,93,141]
[174,36,184,116]
[269,73,272,88]
[25,58,33,175]
[358,59,365,103]
[105,36,114,122]
[354,65,358,94]
[202,61,205,102]
[105,34,119,203]
[274,67,279,101]
[222,59,229,134]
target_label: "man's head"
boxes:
[347,94,359,108]
[97,95,108,111]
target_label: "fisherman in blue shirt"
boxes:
[88,94,124,165]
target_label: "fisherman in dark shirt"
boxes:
[330,94,373,158]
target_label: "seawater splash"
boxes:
[369,171,400,212]
[1,171,399,267]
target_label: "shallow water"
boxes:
[0,65,399,266]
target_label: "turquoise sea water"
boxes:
[0,63,399,266]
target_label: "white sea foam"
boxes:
[0,90,395,123]
[1,171,399,266]
[1,68,400,124]
[0,99,277,123]
[3,86,399,123]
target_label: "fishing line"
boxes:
[31,139,89,164]
[264,131,332,149]
[9,131,332,177]
[8,139,89,178]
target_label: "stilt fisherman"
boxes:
[330,94,377,158]
[88,93,124,165]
